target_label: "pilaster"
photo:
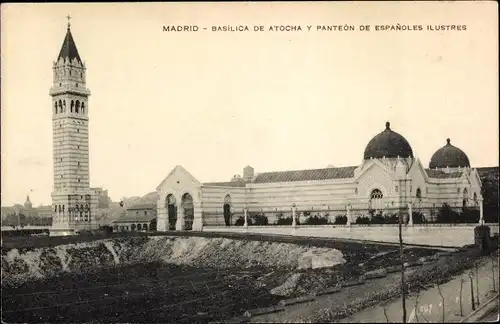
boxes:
[176,206,185,231]
[157,206,168,231]
[192,201,203,231]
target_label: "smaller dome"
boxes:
[429,138,470,169]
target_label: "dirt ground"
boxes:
[246,248,490,323]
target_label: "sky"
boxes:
[1,2,498,206]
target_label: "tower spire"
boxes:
[57,16,82,64]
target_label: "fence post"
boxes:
[475,262,480,305]
[468,272,476,311]
[414,292,420,322]
[459,278,465,316]
[437,283,445,323]
[492,255,497,292]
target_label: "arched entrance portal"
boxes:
[223,194,232,226]
[167,194,177,231]
[182,193,194,231]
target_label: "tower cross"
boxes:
[66,14,71,28]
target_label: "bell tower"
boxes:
[49,17,97,235]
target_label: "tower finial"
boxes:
[446,138,451,145]
[66,14,71,29]
[385,121,391,130]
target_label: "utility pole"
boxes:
[399,177,407,323]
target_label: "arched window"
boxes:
[81,102,85,114]
[370,189,383,199]
[63,100,66,112]
[137,224,142,231]
[54,102,58,114]
[75,100,80,113]
[463,188,468,207]
[167,195,176,205]
[369,189,384,210]
[473,192,478,207]
[416,188,422,200]
[71,100,74,113]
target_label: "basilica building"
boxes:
[155,121,484,231]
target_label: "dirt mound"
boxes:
[1,236,346,286]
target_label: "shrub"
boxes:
[334,215,347,225]
[304,213,328,225]
[250,213,268,226]
[276,217,293,225]
[383,213,399,224]
[370,212,385,224]
[437,203,461,223]
[412,211,426,224]
[459,207,480,223]
[234,216,252,226]
[356,216,371,224]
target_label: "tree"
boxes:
[479,169,499,223]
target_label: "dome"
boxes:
[363,122,414,160]
[429,138,470,169]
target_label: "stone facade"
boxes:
[49,23,99,235]
[156,123,487,231]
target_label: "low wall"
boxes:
[202,223,500,248]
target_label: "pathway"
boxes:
[340,256,498,323]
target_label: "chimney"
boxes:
[243,165,254,180]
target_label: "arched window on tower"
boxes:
[473,192,478,207]
[54,102,58,114]
[75,100,80,113]
[369,189,384,210]
[71,100,74,113]
[81,102,85,114]
[58,100,63,113]
[63,100,66,113]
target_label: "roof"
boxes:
[126,203,156,210]
[363,122,414,160]
[57,27,82,64]
[113,214,156,223]
[429,138,470,169]
[425,169,463,179]
[203,181,249,187]
[476,166,499,176]
[253,166,357,183]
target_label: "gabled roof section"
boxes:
[253,166,357,184]
[113,214,156,223]
[57,26,82,64]
[127,203,156,210]
[203,181,249,188]
[425,169,463,179]
[156,165,201,190]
